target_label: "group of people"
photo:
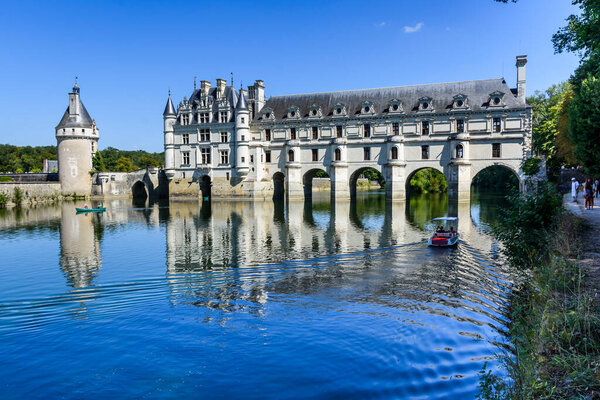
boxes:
[571,177,599,210]
[435,225,456,235]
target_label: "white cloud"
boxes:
[403,22,424,33]
[374,22,386,28]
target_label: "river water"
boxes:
[0,192,512,399]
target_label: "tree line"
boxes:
[528,0,600,179]
[0,144,164,173]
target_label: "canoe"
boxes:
[76,207,106,213]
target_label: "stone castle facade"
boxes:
[164,55,531,202]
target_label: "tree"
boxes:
[409,169,448,193]
[569,75,600,175]
[92,151,106,172]
[552,0,600,58]
[115,156,135,172]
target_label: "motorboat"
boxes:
[428,217,459,247]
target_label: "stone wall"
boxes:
[0,182,62,207]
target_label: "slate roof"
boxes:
[235,88,248,110]
[257,78,526,121]
[163,95,176,116]
[187,85,239,112]
[56,101,94,129]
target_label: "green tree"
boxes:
[569,75,600,175]
[115,156,135,172]
[552,0,600,58]
[409,169,448,193]
[92,151,107,172]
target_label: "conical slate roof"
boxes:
[163,95,176,116]
[56,101,94,129]
[235,88,248,110]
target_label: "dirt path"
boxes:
[563,193,600,303]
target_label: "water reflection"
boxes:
[0,192,514,399]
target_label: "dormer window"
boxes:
[389,99,403,113]
[418,97,433,112]
[308,104,322,118]
[452,94,469,109]
[361,101,375,115]
[261,107,275,121]
[287,106,300,120]
[488,91,505,107]
[333,102,347,117]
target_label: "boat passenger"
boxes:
[449,226,455,235]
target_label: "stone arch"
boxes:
[303,168,330,199]
[273,171,285,200]
[349,166,384,200]
[132,180,149,200]
[471,163,520,193]
[199,175,211,200]
[405,166,448,194]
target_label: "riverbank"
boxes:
[480,189,600,398]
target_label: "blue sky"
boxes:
[0,0,581,152]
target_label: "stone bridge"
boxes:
[92,167,168,199]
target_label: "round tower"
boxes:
[55,84,99,196]
[163,91,177,179]
[235,87,250,177]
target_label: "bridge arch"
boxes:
[303,168,330,199]
[199,175,211,200]
[273,171,285,200]
[349,166,384,200]
[471,163,520,192]
[132,180,149,200]
[405,166,448,194]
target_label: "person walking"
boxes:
[572,177,580,202]
[584,178,594,209]
[595,178,599,198]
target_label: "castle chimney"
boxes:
[516,55,527,102]
[216,78,227,98]
[200,80,210,95]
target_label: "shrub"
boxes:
[521,157,542,176]
[30,168,41,173]
[0,192,8,207]
[0,176,12,182]
[13,187,23,205]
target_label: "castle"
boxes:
[163,55,531,202]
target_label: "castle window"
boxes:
[457,119,464,133]
[182,152,190,165]
[201,148,211,164]
[241,157,245,163]
[312,149,318,162]
[421,145,429,160]
[265,129,271,141]
[290,127,296,140]
[456,144,464,159]
[220,111,228,123]
[334,148,341,161]
[220,132,228,143]
[200,113,209,123]
[312,126,318,139]
[492,143,501,158]
[392,122,400,136]
[241,135,245,141]
[363,124,370,138]
[391,147,398,160]
[336,125,343,138]
[493,118,501,133]
[199,129,210,141]
[422,121,430,135]
[182,133,189,144]
[265,151,271,163]
[250,155,254,163]
[363,147,371,160]
[220,150,229,164]
[288,149,295,162]
[181,115,190,125]
[241,117,245,124]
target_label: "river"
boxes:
[0,191,512,399]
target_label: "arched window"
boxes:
[334,148,341,161]
[391,147,398,160]
[288,149,295,162]
[455,144,464,159]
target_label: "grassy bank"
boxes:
[479,184,600,399]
